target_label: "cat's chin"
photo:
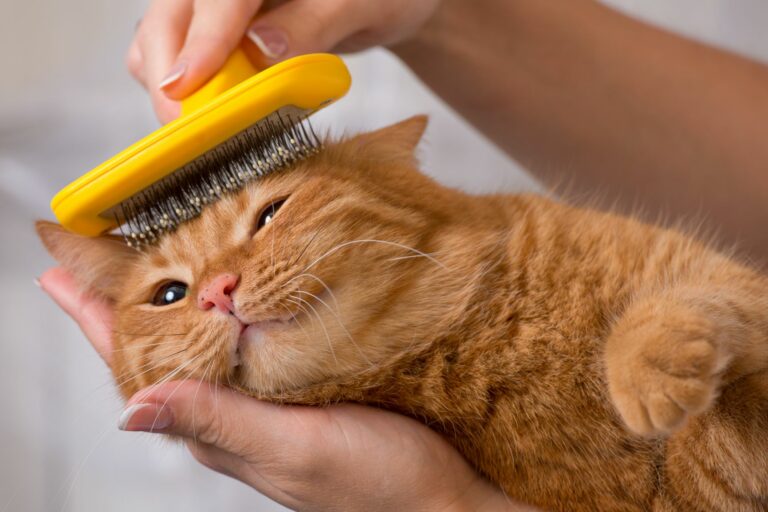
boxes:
[231,317,295,368]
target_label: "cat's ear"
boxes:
[347,115,428,164]
[36,220,138,300]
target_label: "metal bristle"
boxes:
[113,113,321,248]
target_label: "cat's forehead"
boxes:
[148,170,305,263]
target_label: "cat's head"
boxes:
[38,117,477,401]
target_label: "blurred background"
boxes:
[1,1,767,510]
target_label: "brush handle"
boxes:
[181,48,260,116]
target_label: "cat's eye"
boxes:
[256,199,286,231]
[152,281,187,306]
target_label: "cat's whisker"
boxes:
[191,359,215,446]
[133,353,203,405]
[285,298,316,338]
[109,339,188,354]
[55,423,114,512]
[137,352,209,434]
[289,228,322,268]
[286,296,338,365]
[110,329,190,337]
[112,347,188,385]
[385,254,442,264]
[293,289,372,366]
[282,272,340,312]
[302,238,448,274]
[279,302,313,348]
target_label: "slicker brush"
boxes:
[50,49,351,248]
[116,114,321,248]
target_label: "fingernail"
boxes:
[247,26,289,59]
[158,61,187,90]
[118,403,174,432]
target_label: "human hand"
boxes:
[128,0,442,123]
[38,267,535,511]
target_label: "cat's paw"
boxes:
[606,324,729,438]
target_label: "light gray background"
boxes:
[2,1,767,511]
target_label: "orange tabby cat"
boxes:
[37,117,768,511]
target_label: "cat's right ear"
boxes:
[35,220,138,301]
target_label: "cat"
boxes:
[37,116,768,511]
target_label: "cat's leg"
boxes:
[604,285,768,438]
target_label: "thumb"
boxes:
[118,380,300,456]
[244,0,376,63]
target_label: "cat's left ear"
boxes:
[36,220,139,301]
[346,115,428,164]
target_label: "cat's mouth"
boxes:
[230,314,295,367]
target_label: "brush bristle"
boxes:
[114,113,321,248]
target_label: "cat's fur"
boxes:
[37,117,768,511]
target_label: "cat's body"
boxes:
[38,117,768,511]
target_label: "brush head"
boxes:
[50,53,350,240]
[115,113,320,248]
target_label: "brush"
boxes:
[51,48,350,247]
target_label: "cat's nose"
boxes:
[198,273,239,313]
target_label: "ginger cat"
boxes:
[37,117,768,511]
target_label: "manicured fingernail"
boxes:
[33,277,41,288]
[118,403,174,432]
[247,26,289,59]
[158,61,187,90]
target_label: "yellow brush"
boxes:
[51,48,350,246]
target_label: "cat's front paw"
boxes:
[606,322,729,437]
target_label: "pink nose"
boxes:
[198,273,239,313]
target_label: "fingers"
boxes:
[118,380,306,457]
[38,267,115,365]
[161,0,264,100]
[244,0,374,62]
[133,0,192,122]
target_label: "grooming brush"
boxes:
[51,49,351,247]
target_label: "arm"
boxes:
[392,0,768,262]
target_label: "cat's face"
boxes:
[38,117,467,400]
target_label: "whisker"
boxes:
[302,238,448,273]
[191,359,214,446]
[282,272,340,311]
[279,302,313,347]
[133,353,203,404]
[111,329,189,337]
[112,347,188,385]
[288,294,338,365]
[109,340,187,354]
[56,424,113,512]
[293,289,371,365]
[290,229,322,267]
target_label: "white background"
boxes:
[2,1,767,511]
